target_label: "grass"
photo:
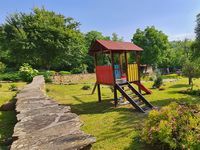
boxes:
[0,82,25,150]
[46,77,200,150]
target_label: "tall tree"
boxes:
[192,13,200,59]
[0,7,85,70]
[195,13,200,40]
[84,31,110,72]
[111,33,123,42]
[132,26,170,67]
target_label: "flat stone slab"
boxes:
[11,76,96,150]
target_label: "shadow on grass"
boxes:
[0,111,17,149]
[168,84,189,89]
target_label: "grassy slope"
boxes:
[0,82,25,149]
[46,77,200,150]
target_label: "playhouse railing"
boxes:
[96,66,114,85]
[127,63,139,82]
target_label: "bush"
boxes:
[141,102,200,149]
[81,85,91,90]
[19,63,38,82]
[71,68,83,74]
[38,71,54,83]
[59,71,71,75]
[9,84,18,91]
[153,75,163,88]
[0,62,6,73]
[0,72,21,81]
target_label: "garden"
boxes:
[0,6,200,150]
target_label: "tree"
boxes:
[195,13,200,40]
[132,26,170,67]
[182,59,200,89]
[192,13,200,59]
[0,7,85,70]
[84,31,110,72]
[111,33,123,42]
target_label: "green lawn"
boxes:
[0,82,25,150]
[46,77,200,150]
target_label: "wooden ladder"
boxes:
[116,81,154,113]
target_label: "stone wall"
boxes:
[11,75,96,150]
[52,73,96,84]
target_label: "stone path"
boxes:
[11,76,96,150]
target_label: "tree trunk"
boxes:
[189,77,192,85]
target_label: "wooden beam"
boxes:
[97,84,101,102]
[111,51,118,106]
[136,52,141,93]
[124,51,129,81]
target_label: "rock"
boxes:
[11,75,96,150]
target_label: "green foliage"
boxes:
[0,62,6,73]
[182,59,200,87]
[84,30,110,73]
[195,13,200,41]
[153,75,163,88]
[19,63,38,82]
[0,7,86,70]
[142,102,200,149]
[111,33,123,42]
[9,84,17,91]
[71,67,83,74]
[132,26,170,67]
[81,85,91,90]
[38,71,54,83]
[0,72,21,81]
[59,71,71,75]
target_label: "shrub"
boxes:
[9,84,18,91]
[19,63,38,82]
[71,68,82,74]
[81,85,91,90]
[59,71,71,75]
[0,62,6,73]
[153,75,163,88]
[0,72,21,81]
[38,71,54,83]
[141,102,200,149]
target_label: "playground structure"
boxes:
[89,40,154,113]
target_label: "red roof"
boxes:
[89,40,143,53]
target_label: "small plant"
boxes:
[39,71,53,83]
[0,72,21,81]
[0,62,6,73]
[81,85,91,90]
[141,102,200,149]
[19,63,38,82]
[9,84,18,91]
[46,88,50,92]
[153,75,163,88]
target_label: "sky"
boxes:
[0,0,199,41]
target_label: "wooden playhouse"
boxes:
[89,40,154,113]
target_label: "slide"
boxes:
[133,81,152,94]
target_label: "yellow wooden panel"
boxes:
[127,63,139,82]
